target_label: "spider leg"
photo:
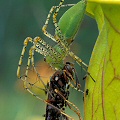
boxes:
[17,37,33,79]
[55,89,82,120]
[33,37,65,70]
[42,0,74,46]
[33,37,61,59]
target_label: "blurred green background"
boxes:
[0,0,98,120]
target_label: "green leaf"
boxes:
[84,0,120,120]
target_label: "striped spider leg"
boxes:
[17,36,61,90]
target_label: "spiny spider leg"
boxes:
[33,37,66,69]
[17,37,33,79]
[17,37,57,83]
[33,37,61,61]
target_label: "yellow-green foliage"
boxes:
[84,0,120,120]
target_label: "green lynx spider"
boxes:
[17,0,95,83]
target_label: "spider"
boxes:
[17,1,89,119]
[17,0,95,83]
